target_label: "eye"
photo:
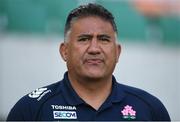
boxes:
[99,37,110,42]
[78,37,90,42]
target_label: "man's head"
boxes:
[64,3,118,40]
[60,3,121,81]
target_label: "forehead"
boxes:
[70,16,115,35]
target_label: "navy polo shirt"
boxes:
[7,72,170,121]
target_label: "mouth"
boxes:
[84,58,104,65]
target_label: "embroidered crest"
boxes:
[121,105,136,120]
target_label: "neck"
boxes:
[68,74,112,110]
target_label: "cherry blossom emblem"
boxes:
[121,105,136,120]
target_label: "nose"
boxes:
[87,38,101,55]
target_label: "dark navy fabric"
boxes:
[7,72,170,121]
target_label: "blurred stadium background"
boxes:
[0,0,179,120]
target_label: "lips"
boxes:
[84,58,104,65]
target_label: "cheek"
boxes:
[67,45,84,63]
[104,47,118,65]
[104,45,117,57]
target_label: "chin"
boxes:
[84,72,104,80]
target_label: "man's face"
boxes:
[60,16,121,80]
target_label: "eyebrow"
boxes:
[77,34,111,39]
[77,34,93,38]
[97,34,111,39]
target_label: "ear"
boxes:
[116,44,121,63]
[59,42,68,62]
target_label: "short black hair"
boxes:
[64,3,117,38]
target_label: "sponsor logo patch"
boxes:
[53,111,77,119]
[51,105,76,110]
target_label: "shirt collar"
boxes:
[111,75,126,103]
[61,72,84,105]
[60,72,125,106]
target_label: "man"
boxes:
[7,3,170,121]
